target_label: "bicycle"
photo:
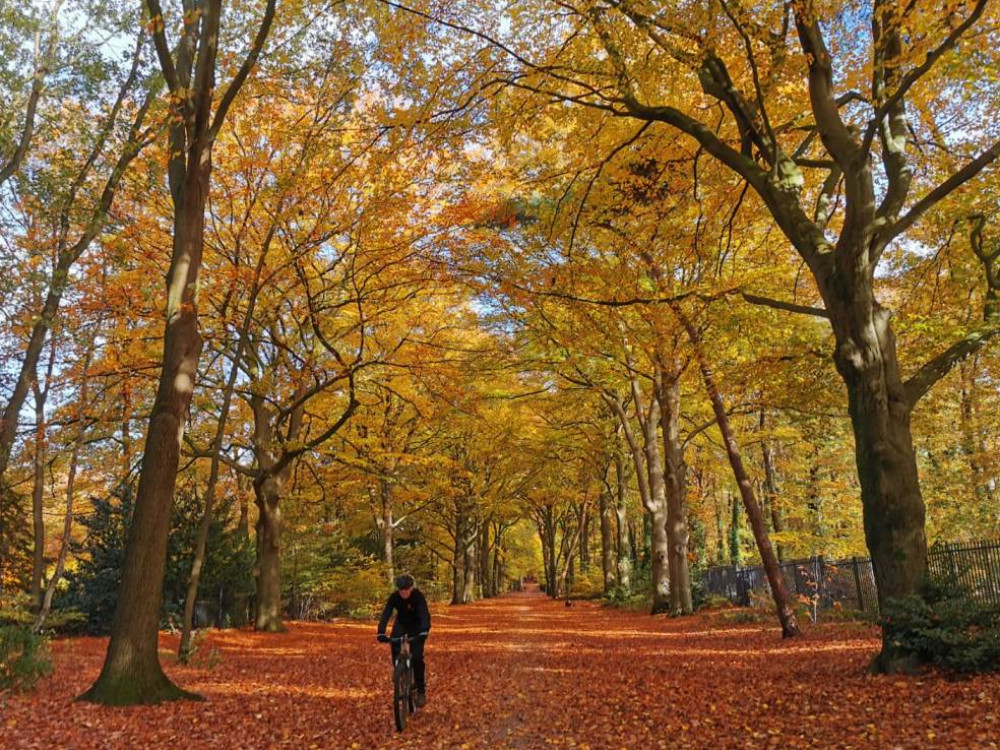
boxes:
[381,632,427,732]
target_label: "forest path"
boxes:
[3,592,998,748]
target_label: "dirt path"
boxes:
[2,592,998,748]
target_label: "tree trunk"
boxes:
[673,305,799,637]
[658,371,692,615]
[479,522,492,597]
[648,506,670,613]
[381,480,394,583]
[80,168,209,704]
[30,380,47,611]
[34,334,95,631]
[544,509,558,597]
[254,478,284,632]
[579,510,590,572]
[462,517,477,604]
[452,509,465,604]
[34,413,82,632]
[823,292,926,612]
[599,483,616,594]
[492,522,505,596]
[760,410,784,561]
[603,390,670,612]
[613,452,632,591]
[729,493,741,566]
[82,0,275,703]
[639,396,671,614]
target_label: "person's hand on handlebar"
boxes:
[377,633,391,643]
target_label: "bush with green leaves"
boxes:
[881,579,1000,674]
[0,626,52,692]
[60,483,255,634]
[0,481,32,595]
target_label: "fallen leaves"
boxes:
[0,593,998,748]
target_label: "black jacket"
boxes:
[377,589,431,635]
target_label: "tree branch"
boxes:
[210,0,278,139]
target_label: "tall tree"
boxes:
[81,0,277,705]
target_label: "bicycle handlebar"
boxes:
[380,632,429,643]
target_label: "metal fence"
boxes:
[703,539,1000,614]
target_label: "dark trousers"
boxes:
[390,628,426,692]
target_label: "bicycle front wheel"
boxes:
[393,665,410,731]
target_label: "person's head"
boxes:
[394,573,415,599]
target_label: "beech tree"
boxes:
[82,0,277,705]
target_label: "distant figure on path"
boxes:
[376,574,431,706]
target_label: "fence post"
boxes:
[851,556,864,612]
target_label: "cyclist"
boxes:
[376,573,431,707]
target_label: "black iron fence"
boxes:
[703,539,1000,614]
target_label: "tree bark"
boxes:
[658,369,692,614]
[80,170,209,703]
[254,476,284,632]
[827,293,926,614]
[452,505,466,604]
[462,515,478,604]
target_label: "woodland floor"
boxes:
[1,591,998,749]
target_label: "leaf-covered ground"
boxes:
[2,591,998,748]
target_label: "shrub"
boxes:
[62,484,254,634]
[699,594,734,611]
[881,579,1000,674]
[0,592,34,627]
[0,626,53,692]
[567,566,606,599]
[308,561,390,619]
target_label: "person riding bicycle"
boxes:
[377,573,431,707]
